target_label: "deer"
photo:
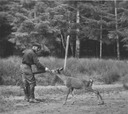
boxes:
[51,68,104,105]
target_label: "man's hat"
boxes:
[32,43,41,49]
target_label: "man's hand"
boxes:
[45,67,51,72]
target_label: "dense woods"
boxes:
[1,0,128,59]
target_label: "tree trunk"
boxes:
[60,33,66,50]
[60,33,66,57]
[69,41,73,56]
[75,2,80,58]
[115,0,120,60]
[100,16,103,59]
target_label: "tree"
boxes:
[0,12,13,40]
[2,0,128,58]
[77,1,110,58]
[107,0,128,59]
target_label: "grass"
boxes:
[0,56,22,85]
[0,56,127,113]
[0,56,128,85]
[0,84,124,113]
[0,86,23,113]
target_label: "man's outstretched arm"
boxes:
[32,53,50,73]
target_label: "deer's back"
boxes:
[66,77,84,89]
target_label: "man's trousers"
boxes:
[20,64,36,100]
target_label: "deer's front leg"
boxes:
[63,88,70,105]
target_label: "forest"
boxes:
[1,0,128,59]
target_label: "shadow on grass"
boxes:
[35,98,46,102]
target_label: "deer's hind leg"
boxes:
[70,88,74,97]
[88,88,104,105]
[94,90,104,105]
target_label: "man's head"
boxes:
[32,43,41,52]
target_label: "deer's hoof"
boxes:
[98,101,104,105]
[71,101,75,105]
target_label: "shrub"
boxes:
[101,69,120,84]
[0,56,128,85]
[0,56,22,85]
[121,74,128,84]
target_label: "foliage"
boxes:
[121,74,128,85]
[1,0,128,57]
[0,56,22,85]
[0,56,128,85]
[0,12,13,40]
[101,65,120,84]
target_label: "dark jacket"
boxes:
[22,49,45,73]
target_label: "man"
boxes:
[20,43,50,103]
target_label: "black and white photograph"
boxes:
[0,0,128,114]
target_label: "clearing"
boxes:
[0,84,128,114]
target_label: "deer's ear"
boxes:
[59,67,63,71]
[89,79,93,87]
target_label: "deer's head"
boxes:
[88,79,93,87]
[51,67,63,74]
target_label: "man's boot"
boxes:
[23,87,29,102]
[29,98,39,103]
[29,84,39,103]
[24,95,29,102]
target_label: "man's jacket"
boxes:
[22,49,46,73]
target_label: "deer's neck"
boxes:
[56,74,68,84]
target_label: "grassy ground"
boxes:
[0,56,128,85]
[0,84,127,114]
